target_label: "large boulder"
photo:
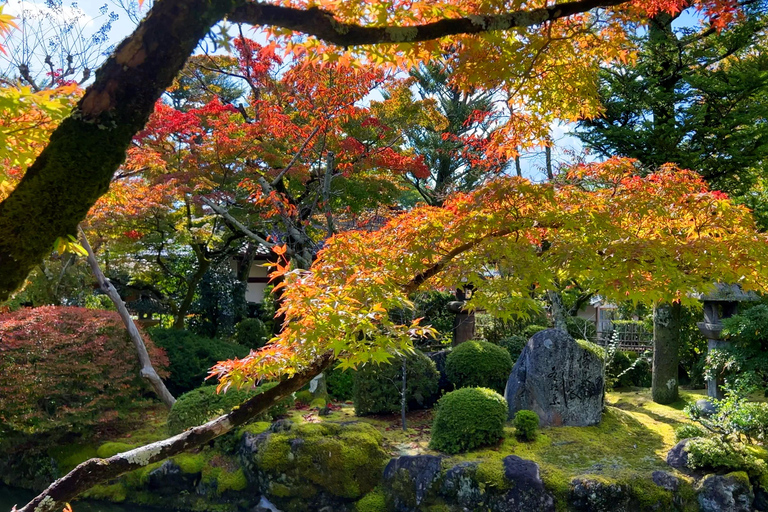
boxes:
[505,329,604,426]
[239,421,388,512]
[696,472,754,512]
[381,455,554,512]
[382,455,443,512]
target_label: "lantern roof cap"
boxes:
[691,283,759,302]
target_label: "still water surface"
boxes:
[0,485,167,512]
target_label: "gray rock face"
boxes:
[666,439,691,470]
[147,459,199,495]
[491,456,555,512]
[697,473,754,512]
[383,455,554,512]
[570,477,630,512]
[382,455,443,512]
[505,329,604,426]
[652,470,680,492]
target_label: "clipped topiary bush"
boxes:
[430,387,508,454]
[0,306,168,444]
[514,410,540,441]
[167,383,293,434]
[232,317,271,350]
[327,365,355,401]
[353,350,439,416]
[445,340,513,393]
[148,328,250,395]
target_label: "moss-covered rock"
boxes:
[696,471,754,512]
[240,421,389,512]
[569,475,630,511]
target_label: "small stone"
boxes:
[652,470,680,492]
[666,439,691,470]
[696,399,718,417]
[505,329,604,426]
[253,496,283,512]
[696,472,754,512]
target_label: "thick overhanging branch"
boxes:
[0,0,636,303]
[403,229,512,294]
[14,351,335,512]
[228,0,629,46]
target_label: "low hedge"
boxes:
[430,387,508,453]
[148,328,250,395]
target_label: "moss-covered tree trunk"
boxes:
[0,0,239,302]
[652,301,681,404]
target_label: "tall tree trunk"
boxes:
[79,227,176,409]
[515,152,523,177]
[652,301,681,404]
[545,144,554,181]
[547,289,568,333]
[172,247,211,329]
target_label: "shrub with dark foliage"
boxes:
[430,387,507,453]
[326,365,355,401]
[167,383,293,434]
[0,306,169,443]
[445,340,513,393]
[353,350,439,416]
[497,335,527,363]
[148,328,249,395]
[232,317,271,350]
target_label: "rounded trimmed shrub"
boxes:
[429,387,508,453]
[445,340,513,393]
[353,350,439,416]
[513,410,539,441]
[167,383,293,434]
[148,328,250,395]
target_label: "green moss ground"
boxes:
[310,389,705,511]
[49,389,711,511]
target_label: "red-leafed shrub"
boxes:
[0,306,169,442]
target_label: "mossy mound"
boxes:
[242,421,389,512]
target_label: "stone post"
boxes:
[694,284,757,402]
[448,286,475,347]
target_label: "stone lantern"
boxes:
[694,283,757,400]
[448,285,475,346]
